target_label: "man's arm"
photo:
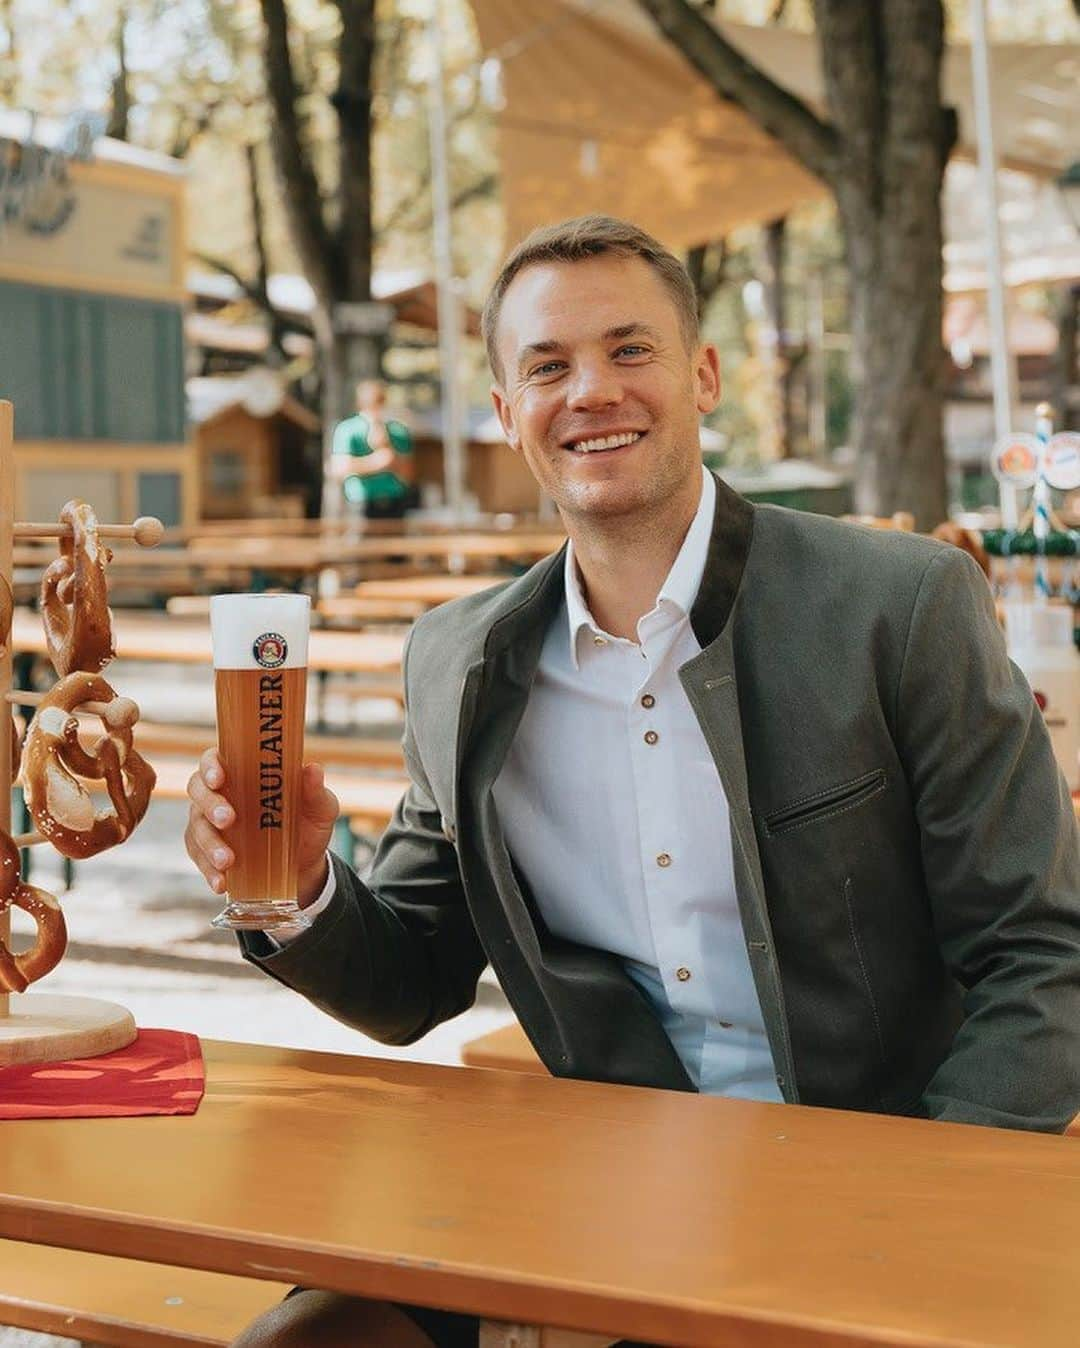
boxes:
[896,548,1080,1131]
[239,740,486,1045]
[232,626,487,1044]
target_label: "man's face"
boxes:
[490,254,720,524]
[357,381,384,413]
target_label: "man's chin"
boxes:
[554,480,652,522]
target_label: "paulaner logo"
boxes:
[258,673,284,830]
[253,631,287,668]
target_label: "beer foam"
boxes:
[210,594,311,670]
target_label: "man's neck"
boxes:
[566,481,702,641]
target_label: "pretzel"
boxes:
[0,576,15,777]
[40,500,115,676]
[22,673,156,859]
[0,828,66,993]
[0,574,11,652]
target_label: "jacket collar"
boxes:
[478,470,755,666]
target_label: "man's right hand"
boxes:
[184,749,341,908]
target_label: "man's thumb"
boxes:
[301,762,340,828]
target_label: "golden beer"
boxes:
[209,594,311,930]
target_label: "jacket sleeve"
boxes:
[238,636,487,1046]
[895,547,1080,1130]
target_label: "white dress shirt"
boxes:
[287,468,781,1101]
[491,468,781,1100]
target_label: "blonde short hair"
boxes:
[481,215,699,382]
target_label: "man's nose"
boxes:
[565,359,623,411]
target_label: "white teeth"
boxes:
[570,431,642,453]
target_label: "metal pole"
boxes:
[969,0,1020,527]
[428,0,466,519]
[808,273,827,460]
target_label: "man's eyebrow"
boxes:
[516,340,563,371]
[604,322,662,342]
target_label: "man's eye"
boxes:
[530,362,564,377]
[616,345,649,358]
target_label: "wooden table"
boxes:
[11,610,404,675]
[348,574,507,606]
[1,1040,1078,1348]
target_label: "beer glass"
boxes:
[209,593,312,931]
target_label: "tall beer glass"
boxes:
[209,593,311,931]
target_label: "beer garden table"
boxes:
[0,1039,1077,1348]
[10,609,404,675]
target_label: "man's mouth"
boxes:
[563,430,645,454]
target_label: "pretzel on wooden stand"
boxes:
[0,828,66,993]
[0,574,18,775]
[22,673,156,859]
[40,500,115,676]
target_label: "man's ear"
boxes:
[695,344,722,415]
[490,384,520,450]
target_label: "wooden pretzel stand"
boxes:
[0,400,164,1066]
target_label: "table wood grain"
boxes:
[0,1041,1077,1348]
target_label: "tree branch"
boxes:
[106,9,130,142]
[259,0,339,303]
[193,246,292,367]
[380,171,497,237]
[631,0,838,184]
[685,239,728,320]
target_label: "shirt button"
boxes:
[641,694,655,708]
[593,634,607,646]
[644,730,659,745]
[676,966,691,982]
[656,852,671,867]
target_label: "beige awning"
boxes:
[471,1,1079,251]
[470,0,828,252]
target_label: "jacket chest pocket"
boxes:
[763,769,887,837]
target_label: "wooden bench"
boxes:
[131,720,405,773]
[171,594,426,626]
[148,757,407,844]
[0,1238,288,1345]
[0,1238,613,1347]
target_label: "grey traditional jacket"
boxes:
[244,476,1080,1131]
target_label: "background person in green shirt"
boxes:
[329,379,419,520]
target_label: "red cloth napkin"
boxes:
[0,1029,204,1119]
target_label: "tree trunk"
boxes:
[1052,283,1078,434]
[259,0,383,519]
[815,1,952,527]
[761,218,793,459]
[838,180,948,524]
[632,0,954,526]
[106,11,130,142]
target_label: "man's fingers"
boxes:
[189,813,233,873]
[198,747,225,790]
[187,767,235,830]
[183,821,228,893]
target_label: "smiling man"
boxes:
[186,216,1080,1348]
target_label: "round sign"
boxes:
[1042,433,1080,492]
[991,433,1040,488]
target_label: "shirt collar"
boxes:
[564,464,714,668]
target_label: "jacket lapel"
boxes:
[681,475,798,1098]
